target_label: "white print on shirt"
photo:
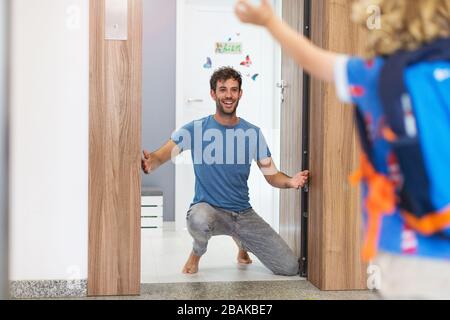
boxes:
[434,68,450,82]
[401,225,418,254]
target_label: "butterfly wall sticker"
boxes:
[203,57,212,69]
[240,55,252,67]
[245,73,259,81]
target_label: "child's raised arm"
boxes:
[235,0,338,83]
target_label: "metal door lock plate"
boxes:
[105,0,128,41]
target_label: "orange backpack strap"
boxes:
[350,153,397,261]
[402,206,450,236]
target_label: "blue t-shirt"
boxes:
[334,55,450,260]
[171,115,271,212]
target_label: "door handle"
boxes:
[187,98,204,103]
[276,80,289,89]
[276,80,289,103]
[303,183,309,193]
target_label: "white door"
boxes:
[175,0,282,231]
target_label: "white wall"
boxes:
[10,0,89,281]
[142,0,177,222]
[0,0,10,297]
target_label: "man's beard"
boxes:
[216,99,239,116]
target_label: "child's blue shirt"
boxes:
[335,56,450,260]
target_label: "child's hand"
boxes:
[235,0,275,27]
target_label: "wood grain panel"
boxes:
[89,0,142,296]
[308,0,367,290]
[279,0,304,257]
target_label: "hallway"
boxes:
[141,223,302,284]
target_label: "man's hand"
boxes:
[141,150,153,174]
[141,141,180,175]
[288,170,309,189]
[235,0,276,27]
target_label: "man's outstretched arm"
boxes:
[257,157,309,189]
[142,139,180,174]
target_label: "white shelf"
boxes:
[141,194,163,229]
[141,195,163,206]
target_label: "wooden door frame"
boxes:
[307,0,367,290]
[88,0,142,296]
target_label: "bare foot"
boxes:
[237,249,253,265]
[182,251,201,274]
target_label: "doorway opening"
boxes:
[140,0,307,285]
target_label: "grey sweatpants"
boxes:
[186,202,300,276]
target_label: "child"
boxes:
[235,0,450,299]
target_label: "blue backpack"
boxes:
[353,38,450,260]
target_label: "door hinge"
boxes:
[299,256,307,278]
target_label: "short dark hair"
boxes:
[210,67,242,92]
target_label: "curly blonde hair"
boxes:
[352,0,450,57]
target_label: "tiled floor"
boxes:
[137,223,378,301]
[74,281,378,300]
[141,223,302,284]
[26,223,378,300]
[138,281,379,300]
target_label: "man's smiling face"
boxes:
[211,78,243,116]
